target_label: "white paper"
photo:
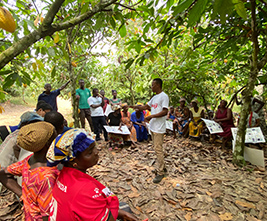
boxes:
[201,118,224,134]
[244,146,265,167]
[232,140,265,167]
[104,125,130,135]
[231,127,266,144]
[104,104,113,116]
[166,120,173,131]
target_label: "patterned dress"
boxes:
[7,155,59,220]
[121,111,137,142]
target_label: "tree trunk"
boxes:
[233,0,259,166]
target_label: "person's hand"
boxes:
[118,126,122,132]
[145,115,152,122]
[118,210,138,221]
[76,95,80,100]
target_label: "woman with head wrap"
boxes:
[131,103,148,142]
[0,121,58,220]
[121,103,138,147]
[189,100,205,138]
[47,129,138,221]
[107,104,124,149]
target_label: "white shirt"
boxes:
[88,96,104,117]
[147,91,169,133]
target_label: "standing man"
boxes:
[76,79,94,131]
[100,89,109,113]
[38,80,70,111]
[88,88,108,141]
[130,78,169,183]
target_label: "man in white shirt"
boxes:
[130,78,169,183]
[88,88,108,141]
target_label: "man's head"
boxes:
[169,106,174,113]
[79,79,85,89]
[36,103,53,117]
[44,83,52,93]
[151,78,163,93]
[100,90,105,97]
[44,111,65,135]
[92,88,99,97]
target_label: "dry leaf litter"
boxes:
[0,136,266,221]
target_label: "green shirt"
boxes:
[76,88,91,109]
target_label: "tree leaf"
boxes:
[0,70,12,75]
[119,24,127,38]
[173,0,194,14]
[51,66,56,78]
[232,0,247,20]
[188,0,208,26]
[213,0,233,24]
[54,32,60,43]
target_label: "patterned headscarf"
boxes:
[17,121,55,152]
[112,104,121,111]
[46,129,95,167]
[136,102,143,106]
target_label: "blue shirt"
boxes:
[38,89,60,111]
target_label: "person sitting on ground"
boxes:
[173,107,190,138]
[0,112,44,168]
[177,98,187,117]
[189,100,205,138]
[47,129,138,221]
[0,122,58,220]
[131,104,148,142]
[107,105,124,149]
[167,106,176,121]
[237,106,260,128]
[0,102,51,142]
[109,89,121,106]
[36,102,53,117]
[213,100,235,147]
[121,103,138,147]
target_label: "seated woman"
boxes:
[173,107,190,138]
[214,100,235,147]
[47,129,138,221]
[189,100,205,138]
[107,105,123,149]
[109,89,121,106]
[167,106,176,121]
[0,122,58,220]
[121,103,138,147]
[131,105,148,142]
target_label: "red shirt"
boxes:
[49,167,119,221]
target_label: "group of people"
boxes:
[0,78,171,220]
[167,96,265,148]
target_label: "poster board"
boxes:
[231,127,266,144]
[201,118,224,134]
[104,125,130,135]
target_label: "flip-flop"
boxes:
[108,147,113,151]
[114,147,119,150]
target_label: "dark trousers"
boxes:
[79,108,94,132]
[91,116,108,141]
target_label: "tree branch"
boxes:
[0,0,118,70]
[42,0,65,29]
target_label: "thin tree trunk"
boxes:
[233,0,259,165]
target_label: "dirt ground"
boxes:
[0,98,73,126]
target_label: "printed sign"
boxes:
[201,118,224,134]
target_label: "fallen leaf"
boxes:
[235,200,256,209]
[219,212,233,220]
